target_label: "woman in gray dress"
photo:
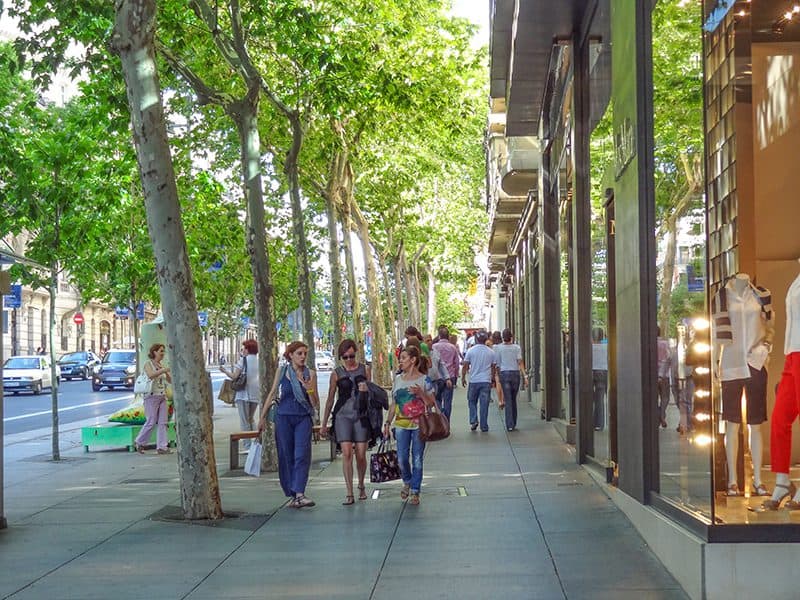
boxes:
[320,339,372,505]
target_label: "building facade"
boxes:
[487,0,800,597]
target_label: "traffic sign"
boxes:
[73,312,84,325]
[3,284,21,309]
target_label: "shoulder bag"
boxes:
[133,361,154,395]
[418,405,450,442]
[231,355,248,391]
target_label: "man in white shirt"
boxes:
[461,330,497,432]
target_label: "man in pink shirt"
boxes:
[432,326,459,420]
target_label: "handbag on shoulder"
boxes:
[418,405,450,442]
[231,355,248,391]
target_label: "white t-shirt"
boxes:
[786,273,800,355]
[463,344,496,383]
[494,343,523,372]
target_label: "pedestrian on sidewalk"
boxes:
[494,328,528,431]
[432,326,458,420]
[220,340,260,448]
[134,344,172,454]
[461,330,497,432]
[384,345,436,506]
[260,341,320,509]
[487,331,505,409]
[320,339,373,505]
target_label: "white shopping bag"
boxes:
[244,441,262,477]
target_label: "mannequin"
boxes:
[765,261,800,509]
[711,272,774,497]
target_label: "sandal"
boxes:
[292,495,315,508]
[762,482,796,510]
[409,493,420,505]
[726,483,740,496]
[752,481,770,497]
[358,484,368,501]
[134,443,145,454]
[400,484,410,500]
[342,495,355,506]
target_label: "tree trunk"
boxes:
[285,113,316,364]
[377,251,397,352]
[658,217,679,336]
[339,190,364,357]
[48,266,60,461]
[351,201,391,387]
[403,246,421,327]
[391,253,406,339]
[228,86,279,471]
[113,0,222,520]
[425,265,436,337]
[324,151,345,354]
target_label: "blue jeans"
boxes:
[394,427,426,494]
[275,413,313,497]
[467,382,492,431]
[499,371,521,430]
[436,378,456,421]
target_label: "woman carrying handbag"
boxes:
[383,345,436,506]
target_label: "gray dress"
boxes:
[333,364,370,443]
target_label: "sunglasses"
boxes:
[342,353,356,359]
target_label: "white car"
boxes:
[3,355,60,395]
[315,351,335,371]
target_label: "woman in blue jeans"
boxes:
[260,341,319,508]
[384,345,436,505]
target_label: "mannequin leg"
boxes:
[724,421,740,492]
[748,424,763,488]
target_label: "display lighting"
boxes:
[693,434,713,447]
[685,314,713,438]
[693,342,711,354]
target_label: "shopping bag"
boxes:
[218,379,235,405]
[369,439,401,483]
[244,441,262,477]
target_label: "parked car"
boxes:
[92,350,137,391]
[58,350,101,381]
[315,350,335,371]
[3,355,60,395]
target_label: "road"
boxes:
[3,368,333,438]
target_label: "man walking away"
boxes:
[461,330,497,432]
[433,326,459,420]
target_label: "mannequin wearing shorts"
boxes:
[711,273,774,497]
[767,266,800,508]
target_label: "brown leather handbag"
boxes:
[418,406,450,442]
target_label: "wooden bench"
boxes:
[229,426,337,470]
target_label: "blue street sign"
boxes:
[276,321,282,332]
[3,284,21,309]
[241,316,251,329]
[206,260,223,273]
[136,301,145,320]
[115,306,130,319]
[198,311,208,327]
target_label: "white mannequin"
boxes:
[713,273,770,496]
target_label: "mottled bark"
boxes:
[324,152,346,353]
[351,201,391,387]
[229,88,279,471]
[113,0,222,519]
[339,189,364,358]
[425,264,436,337]
[391,252,406,339]
[377,250,397,352]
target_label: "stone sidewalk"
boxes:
[0,385,688,599]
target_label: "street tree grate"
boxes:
[148,505,272,531]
